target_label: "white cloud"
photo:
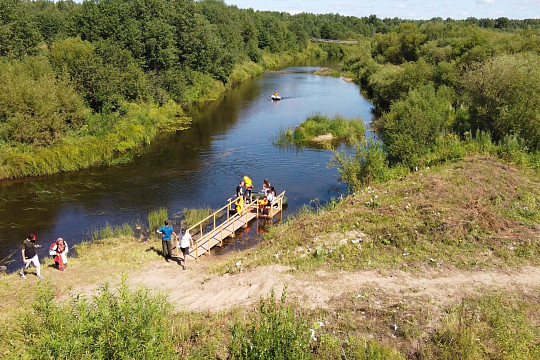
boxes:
[476,0,495,4]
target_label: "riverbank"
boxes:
[0,45,329,181]
[1,155,538,358]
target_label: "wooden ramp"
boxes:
[183,192,286,259]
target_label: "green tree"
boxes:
[462,53,540,150]
[0,56,88,145]
[376,84,455,166]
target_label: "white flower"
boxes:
[235,260,242,267]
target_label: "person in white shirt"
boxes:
[179,228,194,270]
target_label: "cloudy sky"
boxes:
[224,0,540,20]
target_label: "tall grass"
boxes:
[274,114,365,148]
[19,280,177,359]
[422,292,540,360]
[181,207,215,229]
[0,101,191,180]
[229,289,312,360]
[148,208,168,234]
[91,222,134,240]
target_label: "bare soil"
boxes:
[111,258,540,313]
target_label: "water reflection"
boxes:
[0,61,374,271]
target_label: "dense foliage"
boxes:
[338,20,540,187]
[20,281,176,359]
[1,0,538,179]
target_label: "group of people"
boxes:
[18,178,277,278]
[20,233,68,279]
[235,176,277,215]
[157,220,194,270]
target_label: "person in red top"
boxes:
[49,237,69,271]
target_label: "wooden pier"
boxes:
[181,192,285,259]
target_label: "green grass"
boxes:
[181,207,217,229]
[274,114,365,148]
[17,280,177,359]
[0,101,191,180]
[91,222,134,240]
[421,291,540,360]
[148,207,168,235]
[212,156,540,275]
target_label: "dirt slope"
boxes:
[122,260,540,312]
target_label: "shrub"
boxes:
[332,139,390,190]
[19,281,177,359]
[376,84,454,167]
[229,289,312,360]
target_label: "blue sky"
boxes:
[224,0,540,20]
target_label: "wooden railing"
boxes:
[186,192,286,258]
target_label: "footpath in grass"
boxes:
[1,156,539,359]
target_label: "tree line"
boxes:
[1,0,538,178]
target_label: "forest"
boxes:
[0,0,539,179]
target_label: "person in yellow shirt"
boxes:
[243,175,253,201]
[235,195,244,214]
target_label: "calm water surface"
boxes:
[0,62,374,271]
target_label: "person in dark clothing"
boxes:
[20,233,43,279]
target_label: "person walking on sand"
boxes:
[20,233,43,279]
[157,220,179,262]
[49,237,68,271]
[179,228,194,270]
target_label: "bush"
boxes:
[0,56,88,145]
[229,289,312,360]
[376,84,454,167]
[19,281,177,359]
[332,139,390,189]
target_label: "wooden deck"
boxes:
[182,192,285,259]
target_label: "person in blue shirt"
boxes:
[157,220,180,262]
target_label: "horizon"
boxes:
[224,0,540,21]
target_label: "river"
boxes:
[0,60,374,271]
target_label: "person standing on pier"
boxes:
[157,220,180,262]
[243,175,253,201]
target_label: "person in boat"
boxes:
[243,175,253,201]
[262,179,271,196]
[273,92,279,97]
[49,237,68,271]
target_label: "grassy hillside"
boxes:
[1,156,538,359]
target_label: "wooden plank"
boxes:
[188,209,257,259]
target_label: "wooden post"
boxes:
[196,239,199,258]
[199,223,203,239]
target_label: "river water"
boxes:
[0,61,374,271]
